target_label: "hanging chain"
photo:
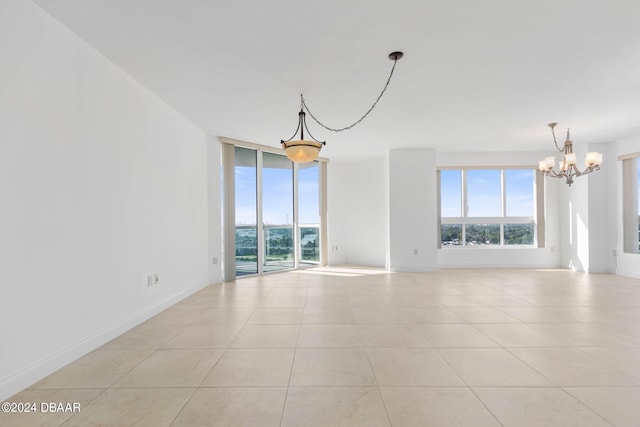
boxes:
[300,57,399,133]
[549,123,567,153]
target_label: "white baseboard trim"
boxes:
[616,267,640,280]
[388,264,439,273]
[0,280,212,401]
[437,262,559,269]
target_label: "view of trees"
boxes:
[504,224,535,245]
[235,226,319,262]
[441,224,534,246]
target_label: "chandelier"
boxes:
[537,122,603,186]
[281,51,404,163]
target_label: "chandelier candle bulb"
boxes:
[564,152,577,166]
[545,156,555,168]
[585,152,603,167]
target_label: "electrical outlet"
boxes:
[413,248,418,255]
[613,249,617,257]
[147,274,154,287]
[154,273,159,285]
[212,257,218,265]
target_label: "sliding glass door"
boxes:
[234,147,258,276]
[262,152,294,272]
[223,141,326,281]
[298,161,320,266]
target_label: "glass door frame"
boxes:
[262,151,295,273]
[220,137,328,282]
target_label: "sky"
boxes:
[441,169,534,218]
[234,158,319,226]
[236,161,535,226]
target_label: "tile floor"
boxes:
[4,267,640,426]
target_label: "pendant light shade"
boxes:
[281,139,324,163]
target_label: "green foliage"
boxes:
[441,224,534,246]
[441,224,462,245]
[504,224,534,245]
[465,224,500,245]
[235,226,319,261]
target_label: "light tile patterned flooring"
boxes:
[4,267,640,426]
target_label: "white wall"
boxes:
[389,148,438,272]
[557,143,615,273]
[327,157,388,267]
[587,142,614,273]
[559,172,590,270]
[329,150,564,270]
[0,0,209,400]
[437,152,561,268]
[613,133,640,278]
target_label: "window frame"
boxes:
[437,166,545,248]
[620,153,640,254]
[220,137,328,281]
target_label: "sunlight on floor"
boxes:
[295,266,389,277]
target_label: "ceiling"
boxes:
[34,0,640,160]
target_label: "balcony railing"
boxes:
[235,224,319,275]
[299,225,320,265]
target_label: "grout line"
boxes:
[279,277,310,426]
[557,387,617,427]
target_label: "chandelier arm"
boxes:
[585,165,600,174]
[569,167,577,179]
[300,58,399,133]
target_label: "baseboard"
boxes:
[616,267,640,280]
[388,264,439,273]
[0,280,212,401]
[437,262,559,269]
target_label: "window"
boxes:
[298,161,321,265]
[438,168,543,247]
[622,155,640,253]
[234,147,258,275]
[262,152,295,272]
[222,140,327,281]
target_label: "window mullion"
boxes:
[500,169,506,245]
[256,151,264,275]
[462,170,467,246]
[437,170,442,249]
[462,170,467,218]
[293,161,300,269]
